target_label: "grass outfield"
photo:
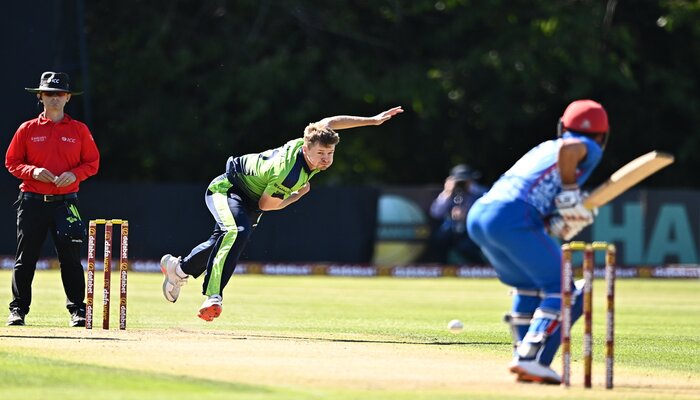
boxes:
[0,270,698,400]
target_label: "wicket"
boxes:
[561,241,616,389]
[86,219,129,330]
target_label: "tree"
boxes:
[84,0,700,187]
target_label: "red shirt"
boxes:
[5,112,100,194]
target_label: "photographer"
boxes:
[427,164,487,264]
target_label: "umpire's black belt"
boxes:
[22,192,78,202]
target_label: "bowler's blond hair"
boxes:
[303,122,340,147]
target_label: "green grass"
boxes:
[0,270,698,399]
[0,350,280,400]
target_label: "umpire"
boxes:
[5,72,99,326]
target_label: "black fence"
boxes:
[0,179,379,263]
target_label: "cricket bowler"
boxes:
[160,106,403,321]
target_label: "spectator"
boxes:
[427,164,487,264]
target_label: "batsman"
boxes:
[466,100,608,384]
[160,106,403,321]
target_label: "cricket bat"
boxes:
[584,151,674,209]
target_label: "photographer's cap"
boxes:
[450,164,481,181]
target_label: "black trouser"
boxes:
[180,175,260,297]
[10,193,86,315]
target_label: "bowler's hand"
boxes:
[371,106,404,125]
[32,168,57,183]
[54,172,77,187]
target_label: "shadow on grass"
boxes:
[246,334,508,346]
[0,334,122,341]
[181,329,508,346]
[0,350,278,398]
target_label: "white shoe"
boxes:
[160,254,188,303]
[509,358,561,385]
[198,295,222,322]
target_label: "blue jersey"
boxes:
[480,132,603,216]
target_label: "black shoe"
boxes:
[7,308,25,326]
[70,308,86,327]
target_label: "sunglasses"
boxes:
[41,91,69,97]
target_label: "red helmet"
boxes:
[559,99,609,134]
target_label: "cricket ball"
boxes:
[447,319,464,334]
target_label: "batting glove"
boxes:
[554,187,596,231]
[548,215,583,240]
